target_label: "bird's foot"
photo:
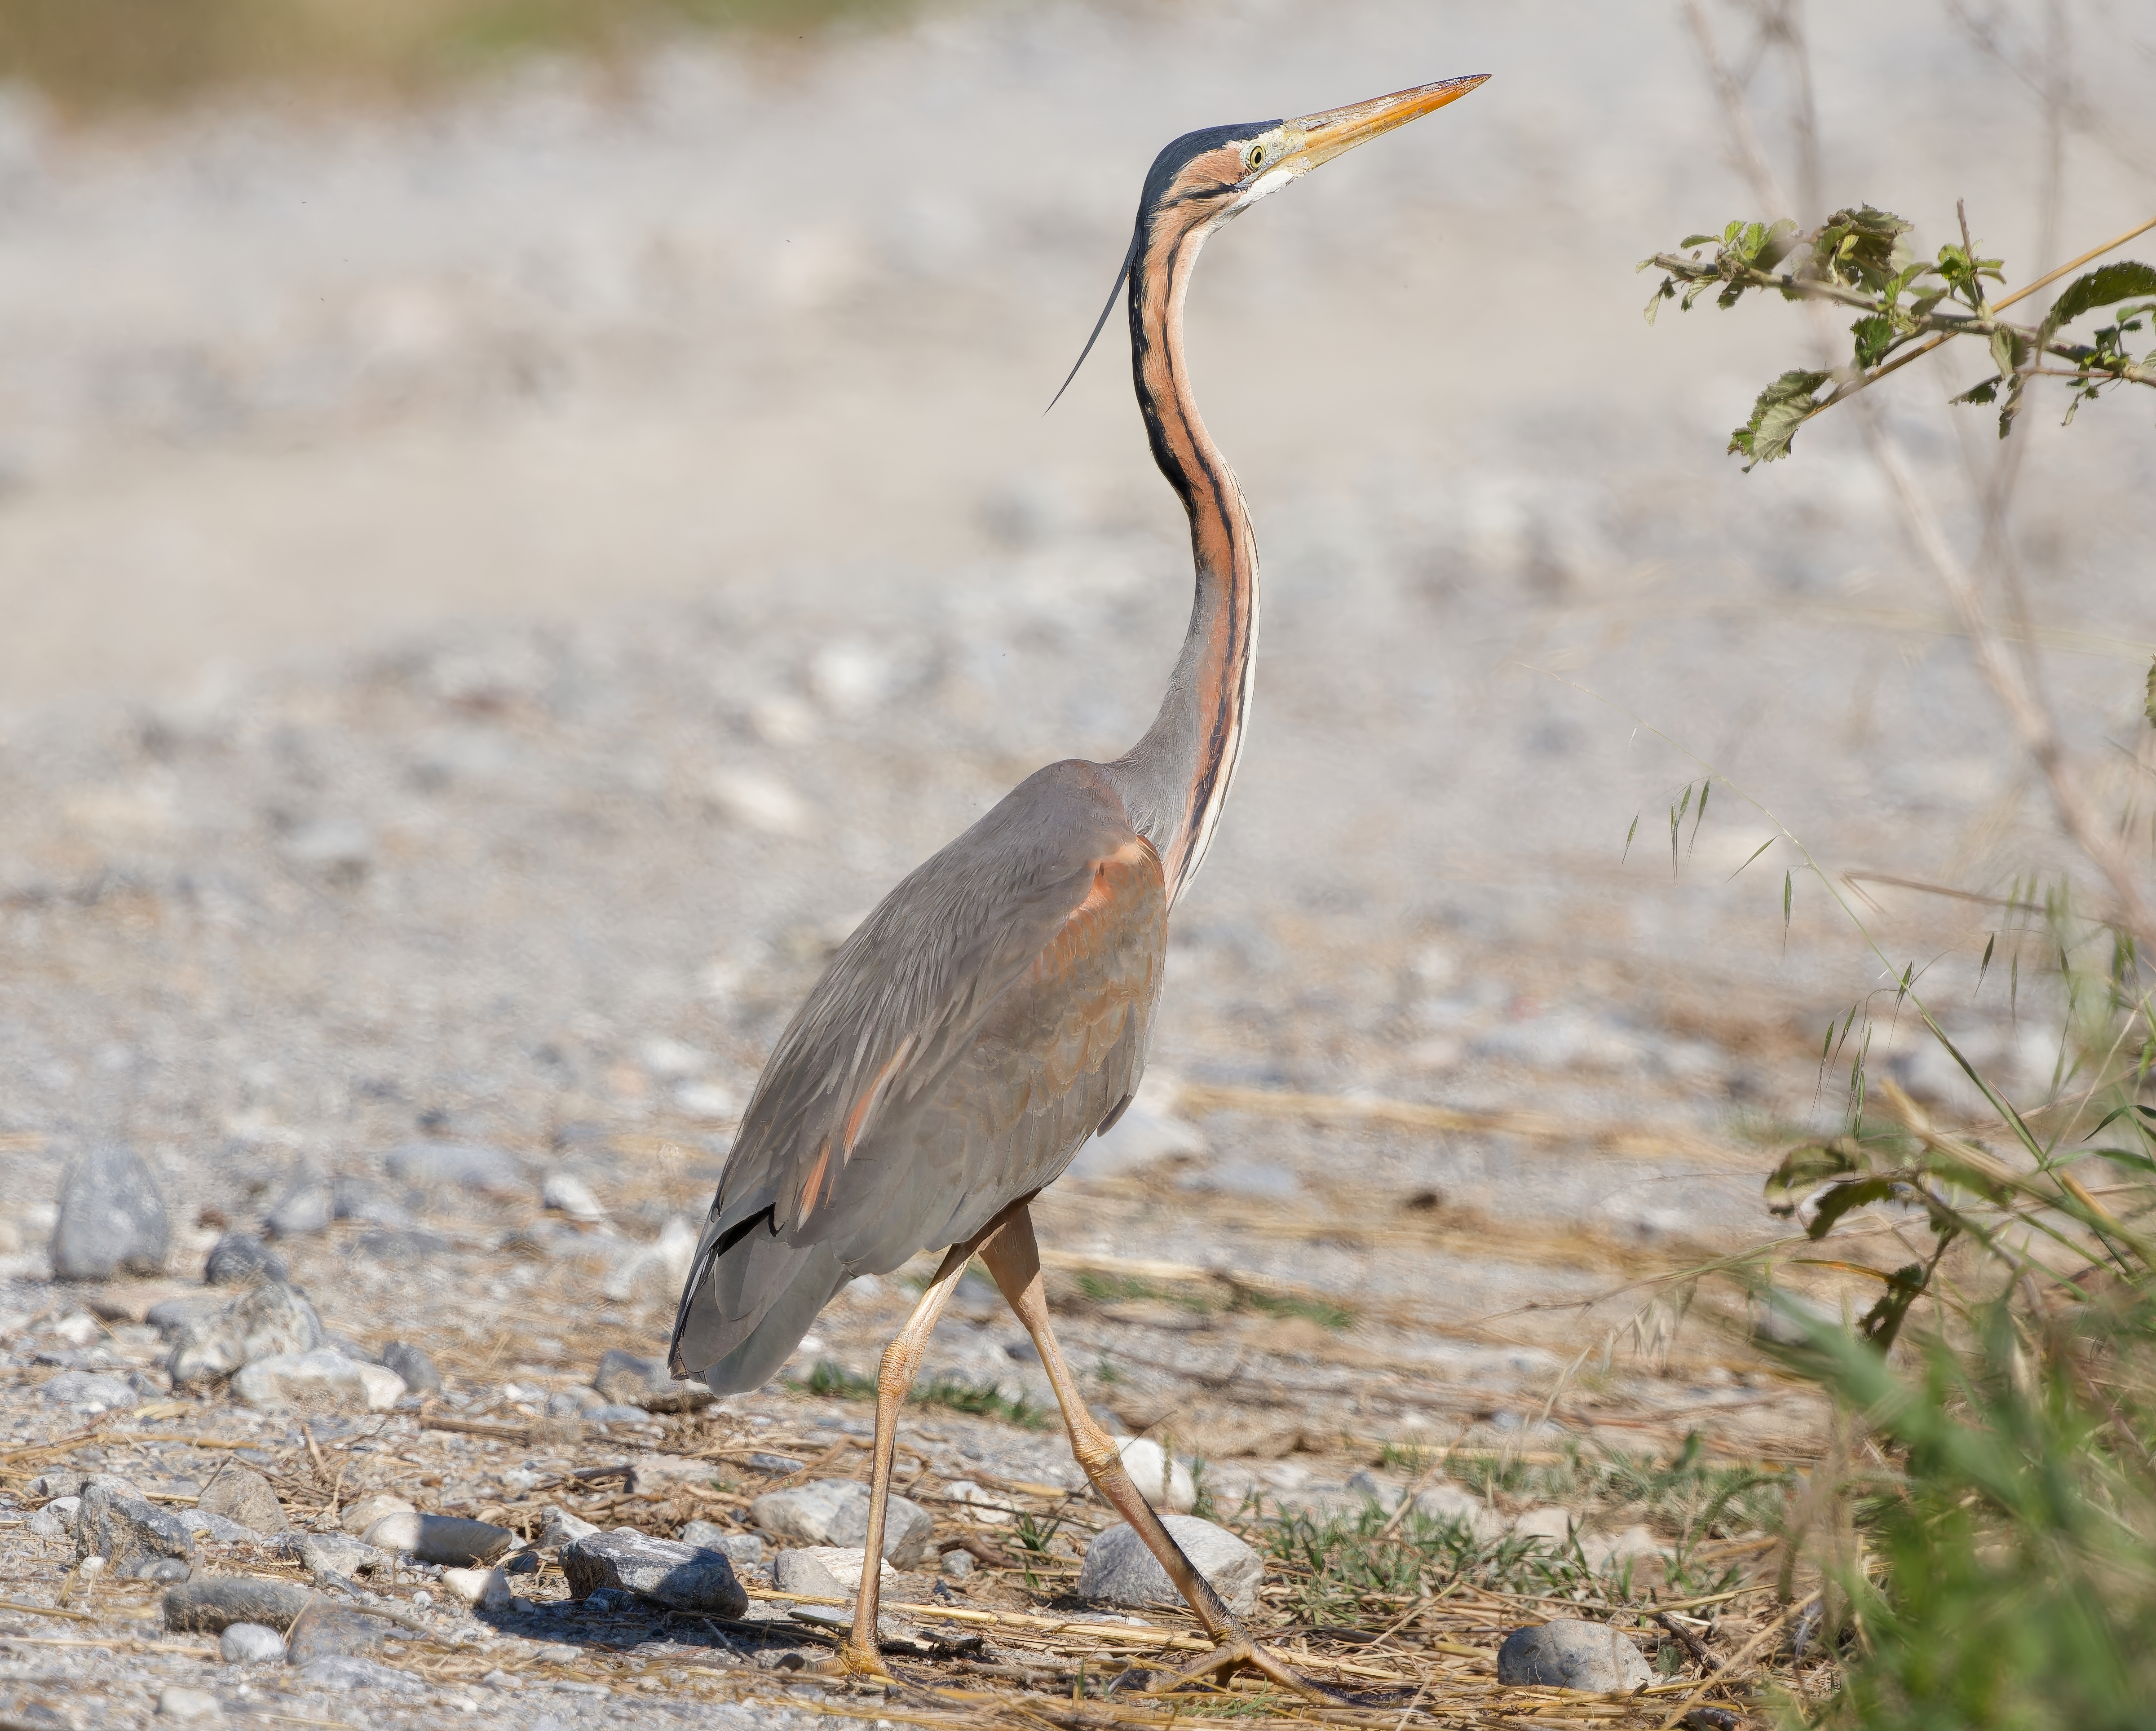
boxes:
[1156,1634,1352,1706]
[813,1636,895,1686]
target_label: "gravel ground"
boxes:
[3,0,2155,1723]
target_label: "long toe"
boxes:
[1158,1635,1356,1706]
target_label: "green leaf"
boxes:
[1977,932,1995,992]
[1858,1262,1927,1351]
[1811,207,1912,290]
[1730,370,1832,468]
[1808,1175,1900,1239]
[1851,314,1895,368]
[1783,868,1795,939]
[2145,655,2156,729]
[1728,837,1774,881]
[1951,378,2000,406]
[1622,813,1641,862]
[1680,233,1720,249]
[1764,1136,1869,1214]
[2048,260,2156,327]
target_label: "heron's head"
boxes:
[1140,75,1490,239]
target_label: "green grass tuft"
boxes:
[788,1358,1051,1431]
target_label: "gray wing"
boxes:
[669,758,1167,1384]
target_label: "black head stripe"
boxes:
[1141,120,1282,217]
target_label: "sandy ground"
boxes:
[1,0,2154,1723]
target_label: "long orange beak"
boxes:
[1281,74,1490,173]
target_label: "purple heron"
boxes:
[671,74,1489,1694]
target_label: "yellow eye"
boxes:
[1246,145,1266,171]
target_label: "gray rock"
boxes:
[233,1350,405,1412]
[773,1549,847,1599]
[167,1282,325,1389]
[941,1549,975,1578]
[561,1531,747,1616]
[28,1470,88,1501]
[219,1622,287,1664]
[504,1549,541,1575]
[545,1388,600,1418]
[351,1229,453,1263]
[146,1295,221,1338]
[384,1141,524,1196]
[588,1402,650,1424]
[188,1512,272,1545]
[592,1348,715,1413]
[379,1340,441,1395]
[155,1685,221,1722]
[361,1512,517,1567]
[539,1506,599,1548]
[285,1600,398,1664]
[40,1371,139,1411]
[750,1479,935,1569]
[625,1454,718,1496]
[204,1233,288,1287]
[331,1178,414,1228]
[51,1145,170,1281]
[264,1158,333,1238]
[198,1463,288,1536]
[292,1656,425,1692]
[1496,1618,1654,1691]
[541,1172,606,1221]
[299,1532,388,1584]
[748,1452,807,1475]
[164,1577,314,1634]
[340,1493,415,1535]
[1077,1515,1262,1619]
[28,1496,80,1537]
[679,1523,763,1572]
[77,1479,196,1578]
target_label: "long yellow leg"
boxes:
[976,1207,1344,1705]
[835,1241,973,1679]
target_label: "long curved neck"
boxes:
[1107,211,1258,908]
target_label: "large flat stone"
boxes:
[750,1479,934,1569]
[285,1599,399,1664]
[232,1349,404,1412]
[361,1512,518,1567]
[198,1462,289,1535]
[1496,1618,1654,1691]
[166,1282,325,1390]
[561,1530,747,1615]
[52,1146,170,1281]
[163,1576,315,1634]
[1076,1515,1262,1619]
[77,1478,197,1579]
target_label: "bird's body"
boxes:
[669,73,1488,1691]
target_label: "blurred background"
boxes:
[0,0,2152,1353]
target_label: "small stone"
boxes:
[76,1479,195,1578]
[1581,1523,1665,1568]
[340,1493,416,1535]
[146,1295,221,1338]
[362,1512,518,1567]
[51,1145,170,1281]
[1077,1516,1262,1619]
[747,1452,806,1475]
[331,1178,414,1228]
[189,1511,272,1545]
[299,1532,387,1584]
[263,1158,333,1238]
[232,1349,403,1412]
[504,1550,541,1575]
[285,1599,398,1664]
[291,1656,425,1692]
[784,1546,892,1594]
[1413,1480,1505,1540]
[40,1371,139,1412]
[588,1402,650,1424]
[750,1479,935,1569]
[1496,1618,1654,1691]
[379,1341,442,1395]
[351,1229,452,1263]
[679,1523,763,1572]
[940,1548,975,1578]
[561,1530,747,1616]
[164,1577,314,1634]
[440,1566,513,1610]
[155,1685,221,1721]
[773,1549,848,1599]
[539,1506,599,1548]
[1115,1438,1197,1513]
[1512,1506,1575,1547]
[29,1496,80,1538]
[28,1471,87,1501]
[167,1282,325,1390]
[204,1234,288,1288]
[198,1463,288,1536]
[219,1622,287,1664]
[1344,1469,1403,1511]
[594,1350,715,1414]
[384,1141,525,1196]
[625,1453,718,1496]
[541,1172,606,1221]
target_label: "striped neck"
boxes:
[1108,208,1258,908]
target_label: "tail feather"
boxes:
[668,1207,847,1391]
